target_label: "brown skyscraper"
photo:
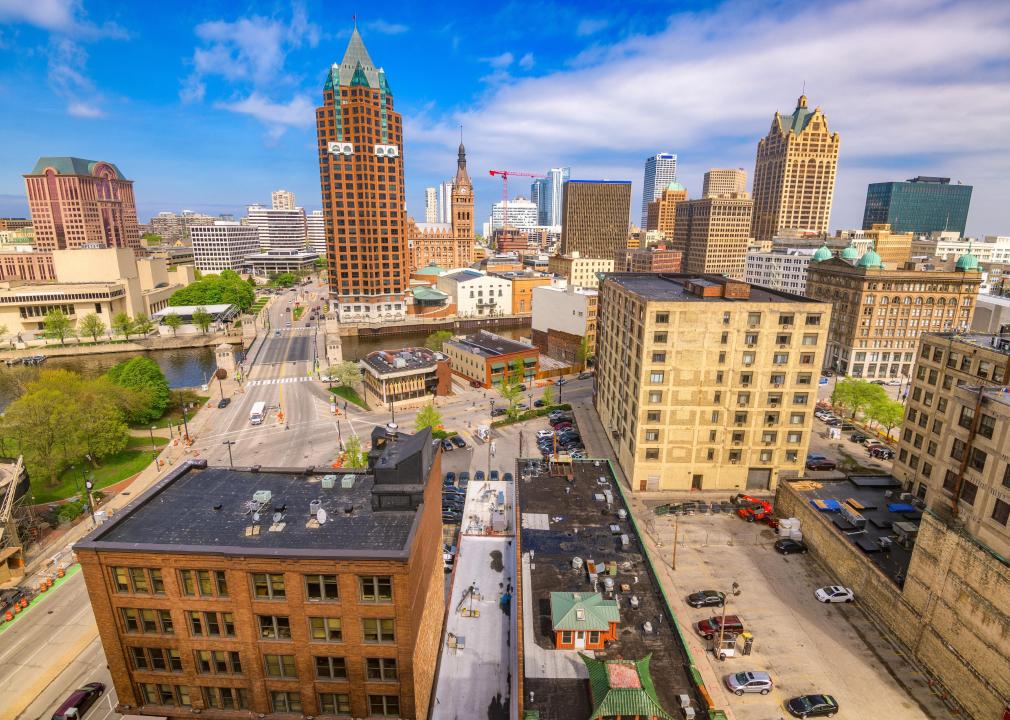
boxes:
[645,182,688,238]
[558,180,631,259]
[751,95,840,243]
[671,194,753,279]
[317,30,408,321]
[23,156,141,253]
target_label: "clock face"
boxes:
[459,187,469,195]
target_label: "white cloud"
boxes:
[0,0,126,38]
[216,92,315,135]
[413,0,1010,236]
[518,52,535,70]
[576,17,609,36]
[366,19,408,35]
[481,52,514,69]
[67,100,102,117]
[48,37,105,118]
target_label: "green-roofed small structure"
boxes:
[413,262,448,277]
[811,243,833,262]
[580,653,674,720]
[840,243,860,262]
[551,592,620,649]
[777,94,816,135]
[857,247,884,269]
[410,285,449,308]
[955,243,979,272]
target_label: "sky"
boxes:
[1,0,1009,237]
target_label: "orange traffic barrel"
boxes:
[4,611,12,621]
[57,567,65,578]
[20,597,28,608]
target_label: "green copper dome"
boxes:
[840,243,860,261]
[812,244,833,262]
[955,250,979,271]
[857,248,883,269]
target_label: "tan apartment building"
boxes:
[547,252,613,289]
[595,274,830,492]
[75,425,444,720]
[834,223,913,267]
[360,347,453,408]
[558,180,631,259]
[644,182,688,239]
[751,95,840,243]
[804,250,981,379]
[702,168,747,198]
[491,271,552,314]
[671,194,753,279]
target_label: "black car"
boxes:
[458,471,470,486]
[849,433,868,443]
[474,470,485,482]
[442,511,460,523]
[450,435,467,448]
[786,694,839,718]
[774,538,808,555]
[517,383,527,392]
[490,470,500,481]
[491,407,507,417]
[869,446,894,459]
[217,397,231,409]
[534,399,547,407]
[686,590,725,608]
[441,438,454,451]
[444,472,456,486]
[503,472,513,483]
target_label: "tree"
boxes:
[167,269,255,311]
[43,309,74,345]
[106,356,170,422]
[497,359,524,419]
[0,323,7,345]
[79,313,106,342]
[541,385,554,407]
[415,403,442,432]
[424,330,453,351]
[142,233,163,245]
[327,361,360,387]
[112,312,135,339]
[831,378,886,419]
[271,272,297,287]
[191,306,213,334]
[867,398,905,436]
[163,313,183,337]
[1,387,73,486]
[343,434,367,469]
[575,336,593,370]
[133,312,155,336]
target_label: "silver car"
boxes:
[725,670,773,696]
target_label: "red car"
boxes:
[805,458,837,471]
[52,681,105,720]
[696,614,744,640]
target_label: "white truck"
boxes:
[250,401,266,426]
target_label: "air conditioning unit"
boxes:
[373,144,400,157]
[327,142,354,155]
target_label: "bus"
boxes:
[250,401,266,426]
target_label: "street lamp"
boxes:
[149,426,157,455]
[715,581,742,661]
[222,440,236,468]
[336,419,344,451]
[181,403,192,441]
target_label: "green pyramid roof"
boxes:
[582,654,673,720]
[29,156,126,180]
[350,61,370,87]
[776,95,816,135]
[551,592,620,631]
[840,243,860,260]
[812,243,833,262]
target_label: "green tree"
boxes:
[133,312,155,336]
[191,306,213,334]
[497,359,525,419]
[343,434,367,469]
[271,272,297,287]
[167,269,255,311]
[541,385,554,407]
[142,233,163,245]
[575,336,593,369]
[162,313,183,337]
[326,361,361,387]
[415,403,443,432]
[106,356,170,422]
[43,309,74,345]
[424,330,453,351]
[831,378,886,419]
[867,398,905,436]
[112,312,135,339]
[79,313,106,342]
[0,323,7,345]
[1,387,73,486]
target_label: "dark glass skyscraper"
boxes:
[861,177,972,235]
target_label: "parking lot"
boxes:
[631,504,950,719]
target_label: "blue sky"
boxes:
[1,0,1009,236]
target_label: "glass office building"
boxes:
[862,176,972,235]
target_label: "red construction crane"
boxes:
[489,169,545,230]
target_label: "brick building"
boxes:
[558,180,632,260]
[671,194,753,279]
[75,424,444,720]
[644,182,687,239]
[614,247,683,273]
[442,330,539,388]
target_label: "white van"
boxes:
[250,401,266,426]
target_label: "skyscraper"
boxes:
[671,193,753,279]
[703,168,747,198]
[530,178,547,224]
[861,177,972,235]
[558,180,632,259]
[316,29,407,321]
[544,168,570,227]
[246,203,308,252]
[424,187,437,223]
[24,156,141,253]
[306,210,326,254]
[751,95,840,243]
[640,153,677,227]
[438,181,454,224]
[645,182,688,238]
[271,189,296,210]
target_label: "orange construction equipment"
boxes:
[733,494,774,524]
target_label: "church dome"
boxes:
[955,250,979,271]
[811,244,833,262]
[857,248,883,269]
[840,243,860,261]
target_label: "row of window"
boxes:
[137,683,399,716]
[263,653,397,680]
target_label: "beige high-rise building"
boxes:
[271,189,296,210]
[671,194,753,279]
[703,168,747,198]
[547,252,613,289]
[558,180,631,259]
[645,182,688,238]
[595,273,830,492]
[834,224,912,268]
[751,95,840,243]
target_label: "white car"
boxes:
[885,378,902,386]
[536,429,555,439]
[815,585,854,603]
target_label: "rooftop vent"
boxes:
[341,475,356,489]
[322,474,337,489]
[309,499,322,515]
[253,490,272,504]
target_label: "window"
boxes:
[805,314,821,326]
[264,654,298,679]
[790,412,804,425]
[646,411,660,422]
[369,695,400,716]
[318,693,351,716]
[776,334,791,346]
[793,393,808,405]
[179,570,227,597]
[655,312,669,324]
[309,616,343,642]
[992,499,1010,526]
[979,414,996,439]
[802,334,818,346]
[651,351,666,363]
[139,683,191,707]
[111,567,163,595]
[648,391,662,403]
[778,314,794,326]
[202,687,250,710]
[121,608,173,635]
[747,312,761,326]
[561,630,573,644]
[360,576,393,602]
[969,448,987,472]
[315,655,348,679]
[645,449,659,460]
[258,615,291,640]
[362,618,395,643]
[306,574,340,601]
[195,650,242,675]
[773,353,788,364]
[131,647,182,672]
[786,431,802,444]
[187,611,235,637]
[649,371,665,383]
[950,438,966,461]
[960,481,978,506]
[742,352,755,365]
[653,332,667,343]
[644,430,659,442]
[942,470,958,493]
[367,657,398,681]
[251,573,285,599]
[958,406,975,430]
[270,691,302,713]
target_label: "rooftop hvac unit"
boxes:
[252,490,272,504]
[321,474,337,489]
[341,475,356,488]
[327,142,354,156]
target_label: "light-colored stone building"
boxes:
[595,273,830,492]
[547,252,613,289]
[531,280,599,363]
[745,247,815,294]
[834,224,912,268]
[671,193,753,279]
[435,269,512,317]
[751,95,840,243]
[702,168,747,198]
[191,222,261,273]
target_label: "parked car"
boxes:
[217,397,231,409]
[686,590,725,608]
[885,378,902,386]
[864,437,885,448]
[569,451,587,459]
[458,471,470,487]
[871,379,887,385]
[697,614,744,640]
[51,682,105,720]
[824,418,840,427]
[555,378,567,386]
[840,423,856,431]
[849,433,868,443]
[274,329,281,336]
[815,586,854,603]
[490,470,500,481]
[517,383,527,392]
[503,472,513,483]
[806,458,837,471]
[444,472,456,486]
[806,453,827,462]
[537,429,555,439]
[725,670,773,696]
[869,446,894,460]
[577,371,593,379]
[474,470,485,482]
[491,407,507,417]
[786,694,839,718]
[534,399,547,407]
[548,409,568,420]
[774,538,808,555]
[441,438,454,451]
[442,511,460,523]
[450,435,467,448]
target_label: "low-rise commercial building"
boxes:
[191,222,261,273]
[242,250,319,278]
[531,281,598,363]
[547,252,613,289]
[745,247,815,294]
[152,304,239,335]
[360,347,453,408]
[75,424,444,720]
[614,247,683,273]
[442,330,539,388]
[595,273,830,492]
[491,271,552,314]
[435,269,512,317]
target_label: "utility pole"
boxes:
[671,515,679,570]
[222,440,236,468]
[716,581,740,660]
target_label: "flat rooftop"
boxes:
[77,461,423,560]
[362,347,441,375]
[928,331,1010,358]
[517,459,700,719]
[604,273,818,304]
[447,330,536,358]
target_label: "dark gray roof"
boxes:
[448,330,536,357]
[603,273,822,304]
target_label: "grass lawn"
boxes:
[329,385,368,409]
[33,435,168,504]
[293,306,306,321]
[138,396,211,429]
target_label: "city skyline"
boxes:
[1,1,1009,237]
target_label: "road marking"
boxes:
[247,376,313,387]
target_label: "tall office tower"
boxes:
[451,141,473,239]
[424,187,437,223]
[246,203,308,252]
[862,177,973,236]
[316,29,407,321]
[544,167,570,227]
[751,95,840,243]
[645,182,688,238]
[559,181,632,259]
[271,189,296,210]
[489,198,539,232]
[640,153,677,227]
[438,181,454,224]
[306,210,326,254]
[703,168,747,198]
[594,274,830,492]
[23,156,141,253]
[671,194,753,279]
[190,221,261,272]
[530,178,547,224]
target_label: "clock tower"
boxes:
[451,140,473,239]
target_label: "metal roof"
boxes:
[550,592,620,631]
[582,654,673,720]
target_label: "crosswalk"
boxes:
[247,376,315,387]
